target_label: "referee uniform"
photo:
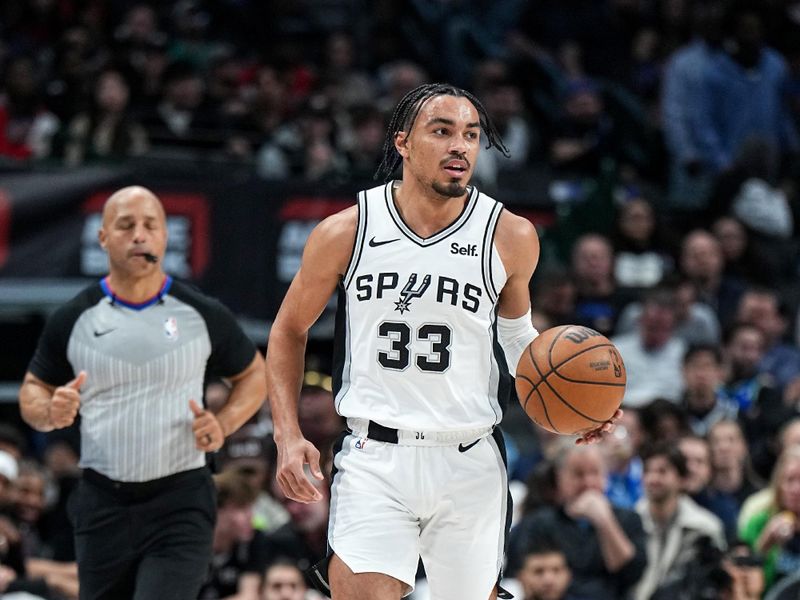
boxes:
[27,276,257,600]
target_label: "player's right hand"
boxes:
[50,371,85,429]
[275,434,324,504]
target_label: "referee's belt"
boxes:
[346,417,493,446]
[82,467,207,500]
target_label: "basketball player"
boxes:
[265,83,620,600]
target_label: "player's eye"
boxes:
[466,131,478,140]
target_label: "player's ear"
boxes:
[98,226,107,250]
[394,131,410,158]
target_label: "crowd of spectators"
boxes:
[6,0,800,599]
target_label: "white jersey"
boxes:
[333,182,512,431]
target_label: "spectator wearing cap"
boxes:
[634,442,726,600]
[219,430,290,535]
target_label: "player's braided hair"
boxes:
[375,83,509,182]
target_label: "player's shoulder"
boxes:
[495,207,539,245]
[308,200,360,254]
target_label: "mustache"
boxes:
[440,154,470,168]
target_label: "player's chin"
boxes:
[432,180,469,198]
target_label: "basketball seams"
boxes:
[524,354,561,433]
[551,346,627,387]
[538,369,606,425]
[516,374,537,411]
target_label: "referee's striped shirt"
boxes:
[28,277,256,482]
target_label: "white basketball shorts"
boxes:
[325,424,511,600]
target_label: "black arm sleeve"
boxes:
[27,286,98,386]
[171,281,257,378]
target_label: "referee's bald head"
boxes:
[102,186,166,227]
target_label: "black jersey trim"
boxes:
[481,202,503,304]
[489,428,514,597]
[490,310,513,422]
[343,191,367,289]
[383,181,479,247]
[332,282,349,403]
[167,280,256,378]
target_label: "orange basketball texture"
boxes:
[515,325,626,435]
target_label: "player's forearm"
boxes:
[265,326,308,441]
[18,378,55,432]
[216,353,267,437]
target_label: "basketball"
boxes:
[515,325,626,435]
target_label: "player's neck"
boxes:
[392,180,468,238]
[106,270,167,303]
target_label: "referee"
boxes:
[18,186,267,600]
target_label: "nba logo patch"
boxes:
[163,317,179,340]
[355,438,367,450]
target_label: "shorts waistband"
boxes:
[346,418,493,446]
[82,467,208,500]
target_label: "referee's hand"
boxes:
[189,399,224,452]
[50,371,85,429]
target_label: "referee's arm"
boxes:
[212,351,267,438]
[19,371,84,432]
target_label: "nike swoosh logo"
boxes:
[368,236,400,247]
[93,328,116,337]
[458,439,481,453]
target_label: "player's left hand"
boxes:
[189,399,225,452]
[575,409,623,445]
